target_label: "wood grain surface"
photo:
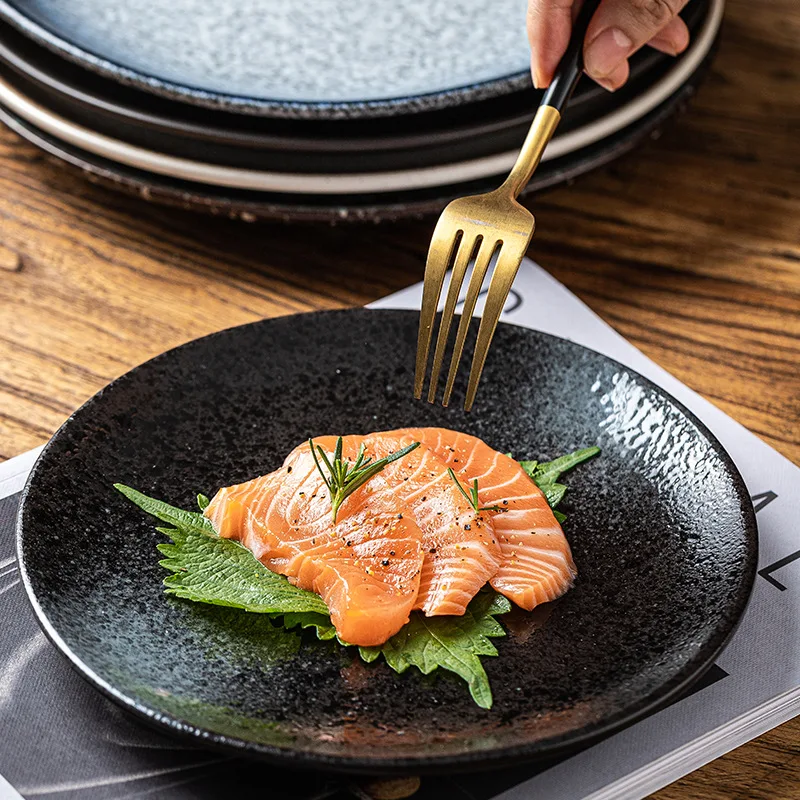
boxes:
[0,0,798,795]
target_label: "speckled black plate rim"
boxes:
[15,309,758,774]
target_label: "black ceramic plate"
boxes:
[0,0,706,119]
[17,309,756,773]
[0,48,714,224]
[0,0,709,170]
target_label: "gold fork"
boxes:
[414,0,601,411]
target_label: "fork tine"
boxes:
[441,239,499,407]
[414,221,461,399]
[464,243,528,411]
[426,235,480,403]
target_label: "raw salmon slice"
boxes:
[205,435,425,647]
[401,428,576,610]
[361,431,502,616]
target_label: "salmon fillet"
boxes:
[362,431,502,616]
[205,427,572,646]
[401,428,577,610]
[205,436,425,646]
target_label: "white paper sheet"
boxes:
[1,260,797,800]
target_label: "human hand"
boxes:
[528,0,691,92]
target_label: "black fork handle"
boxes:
[541,0,603,112]
[499,0,603,198]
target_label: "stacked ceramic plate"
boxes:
[0,0,723,222]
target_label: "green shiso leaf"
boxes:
[114,444,597,709]
[280,611,338,641]
[152,526,328,616]
[525,447,601,486]
[362,590,511,709]
[114,484,214,536]
[520,446,600,522]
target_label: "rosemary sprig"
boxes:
[447,468,506,513]
[309,437,420,522]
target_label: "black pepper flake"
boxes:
[429,547,437,554]
[397,513,403,519]
[346,540,352,547]
[381,559,390,566]
[503,500,508,505]
[454,459,459,463]
[311,538,316,545]
[421,496,427,502]
[464,524,471,531]
[390,550,396,556]
[403,477,409,481]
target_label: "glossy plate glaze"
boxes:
[17,309,757,773]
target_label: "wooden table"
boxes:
[1,0,798,794]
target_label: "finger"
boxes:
[595,59,630,92]
[647,15,690,55]
[527,0,578,89]
[583,0,689,84]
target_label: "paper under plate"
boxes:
[0,258,797,798]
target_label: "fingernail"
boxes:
[595,61,629,92]
[585,27,633,78]
[649,37,680,56]
[649,31,687,56]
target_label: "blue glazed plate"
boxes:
[0,0,707,119]
[0,0,534,117]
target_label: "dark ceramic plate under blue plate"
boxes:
[16,309,757,773]
[0,52,715,225]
